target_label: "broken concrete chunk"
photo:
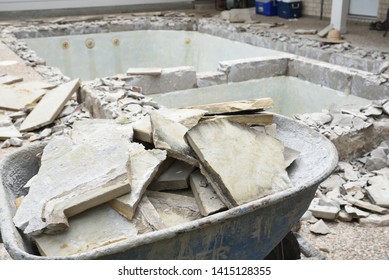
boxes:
[319,174,346,194]
[344,196,389,214]
[189,169,227,216]
[185,119,292,208]
[359,214,389,227]
[20,79,80,132]
[33,205,139,257]
[308,198,340,220]
[13,120,134,235]
[109,144,167,220]
[366,176,389,208]
[150,111,198,166]
[146,191,201,227]
[309,219,331,235]
[182,98,273,115]
[149,160,195,191]
[344,205,370,218]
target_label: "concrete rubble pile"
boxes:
[8,97,299,257]
[295,100,389,233]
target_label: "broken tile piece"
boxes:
[344,205,370,218]
[0,74,23,85]
[150,111,198,166]
[183,98,273,115]
[0,84,47,111]
[33,205,139,257]
[20,79,80,132]
[366,176,389,208]
[185,119,292,208]
[108,144,166,220]
[146,191,201,227]
[13,120,134,235]
[189,169,227,216]
[200,113,273,126]
[133,108,206,143]
[127,67,162,76]
[149,160,195,191]
[136,195,166,230]
[309,219,331,235]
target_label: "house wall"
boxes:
[302,0,389,20]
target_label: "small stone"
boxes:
[352,117,367,130]
[39,128,52,139]
[309,112,332,126]
[365,157,387,171]
[338,210,353,222]
[363,106,383,117]
[383,102,389,115]
[366,176,389,208]
[8,137,23,147]
[309,219,331,235]
[1,139,11,149]
[308,198,340,220]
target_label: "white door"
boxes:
[349,0,379,17]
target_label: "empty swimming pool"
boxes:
[24,30,285,81]
[150,77,370,117]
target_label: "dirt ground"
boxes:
[1,7,389,260]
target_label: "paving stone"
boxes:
[108,143,166,220]
[186,119,292,208]
[150,111,198,166]
[0,83,48,111]
[0,74,23,85]
[32,205,140,257]
[189,169,226,216]
[337,210,354,222]
[345,196,389,215]
[0,123,22,140]
[149,160,195,191]
[13,120,134,235]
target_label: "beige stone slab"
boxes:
[0,124,22,140]
[133,108,206,143]
[137,195,166,230]
[108,144,167,220]
[200,113,273,126]
[146,191,201,227]
[0,84,47,111]
[13,120,134,236]
[127,67,162,76]
[20,79,80,132]
[150,111,198,166]
[0,74,23,85]
[182,98,273,115]
[149,160,196,191]
[185,119,292,208]
[189,169,226,216]
[33,205,140,257]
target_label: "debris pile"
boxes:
[11,98,299,257]
[0,78,86,149]
[295,101,389,234]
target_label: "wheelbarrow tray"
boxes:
[0,114,338,259]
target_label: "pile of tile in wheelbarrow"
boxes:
[11,97,300,257]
